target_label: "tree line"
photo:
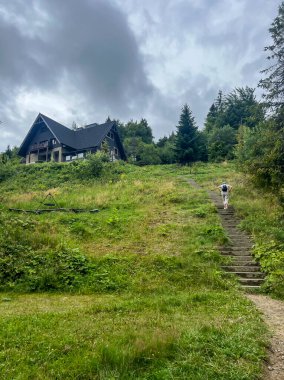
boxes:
[117,2,284,195]
[115,85,265,166]
[1,2,283,194]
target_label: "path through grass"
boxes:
[0,163,268,379]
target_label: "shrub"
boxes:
[85,152,109,177]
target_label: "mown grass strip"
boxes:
[0,163,268,379]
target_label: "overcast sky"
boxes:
[0,0,281,151]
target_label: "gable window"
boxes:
[39,140,48,147]
[107,131,114,139]
[51,138,57,145]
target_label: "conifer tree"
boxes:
[175,104,199,164]
[259,1,284,109]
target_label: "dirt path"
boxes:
[188,179,284,380]
[247,294,284,380]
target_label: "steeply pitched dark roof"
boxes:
[19,114,126,159]
[40,114,76,148]
[75,121,114,149]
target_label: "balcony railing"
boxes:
[30,141,49,151]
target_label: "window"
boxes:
[77,153,84,159]
[39,140,48,147]
[66,155,71,161]
[107,131,114,139]
[51,138,57,145]
[114,148,118,155]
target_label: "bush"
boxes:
[85,152,109,177]
[253,241,284,297]
[0,162,16,182]
[0,239,92,291]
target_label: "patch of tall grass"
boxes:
[0,162,269,379]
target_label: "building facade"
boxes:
[18,114,126,163]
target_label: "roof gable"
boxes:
[74,121,114,149]
[18,114,58,156]
[19,114,126,159]
[40,114,76,148]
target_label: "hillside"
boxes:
[0,160,282,379]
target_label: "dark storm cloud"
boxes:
[0,0,281,150]
[40,0,153,111]
[0,0,154,148]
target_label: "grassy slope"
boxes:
[193,161,284,299]
[0,162,268,379]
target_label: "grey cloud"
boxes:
[0,0,155,149]
[0,0,281,151]
[145,73,221,141]
[41,0,153,108]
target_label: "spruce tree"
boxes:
[204,103,218,133]
[175,104,198,164]
[259,1,284,109]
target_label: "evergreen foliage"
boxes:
[235,117,284,194]
[208,125,237,162]
[118,119,153,145]
[175,104,199,164]
[204,88,264,162]
[156,133,176,164]
[137,144,162,165]
[235,3,284,195]
[0,145,20,164]
[116,118,156,164]
[259,1,284,109]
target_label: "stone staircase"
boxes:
[208,191,265,290]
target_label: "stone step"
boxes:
[222,265,261,272]
[221,252,252,257]
[229,234,252,238]
[226,248,252,253]
[222,223,239,226]
[229,260,259,265]
[229,240,252,245]
[239,278,265,286]
[228,237,251,242]
[206,186,265,292]
[222,227,241,231]
[220,217,236,220]
[222,255,253,261]
[228,243,251,248]
[223,229,241,232]
[231,271,265,279]
[221,246,252,251]
[226,242,251,247]
[242,285,262,292]
[221,248,251,254]
[222,226,241,230]
[220,214,240,218]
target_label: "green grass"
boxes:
[0,292,266,380]
[0,162,269,379]
[192,161,284,299]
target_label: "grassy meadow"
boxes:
[0,161,274,379]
